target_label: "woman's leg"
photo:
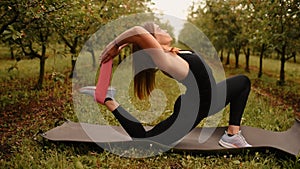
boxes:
[107,75,251,142]
[212,75,251,135]
[107,96,182,139]
[225,75,251,126]
[211,75,251,125]
[80,85,194,141]
[109,94,203,146]
[216,75,252,148]
[111,106,147,138]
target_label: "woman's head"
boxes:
[142,22,173,46]
[142,22,156,36]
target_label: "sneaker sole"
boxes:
[218,139,238,148]
[79,87,96,97]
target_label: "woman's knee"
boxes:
[238,75,251,91]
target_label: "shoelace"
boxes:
[236,132,249,145]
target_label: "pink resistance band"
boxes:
[95,59,113,104]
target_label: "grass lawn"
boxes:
[0,48,299,168]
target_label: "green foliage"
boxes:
[0,0,152,89]
[188,0,300,84]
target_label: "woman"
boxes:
[91,22,251,148]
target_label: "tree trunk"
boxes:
[291,51,296,63]
[69,54,77,78]
[225,49,230,65]
[234,46,240,68]
[36,44,47,90]
[258,44,266,78]
[244,48,250,72]
[220,49,224,62]
[91,49,96,68]
[37,56,46,90]
[86,47,96,68]
[10,46,14,60]
[118,54,122,65]
[278,45,286,85]
[69,42,78,78]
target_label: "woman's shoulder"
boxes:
[178,50,199,57]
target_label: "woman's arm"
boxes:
[100,26,159,63]
[100,26,189,81]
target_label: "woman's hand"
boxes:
[161,45,180,54]
[100,40,120,64]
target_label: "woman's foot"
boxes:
[79,86,116,100]
[78,86,96,97]
[105,87,116,100]
[219,130,252,148]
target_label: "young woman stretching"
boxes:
[83,22,252,148]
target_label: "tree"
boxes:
[3,0,70,89]
[264,0,300,85]
[0,1,22,60]
[51,0,103,78]
[245,0,273,78]
[53,0,152,78]
[0,1,19,35]
[187,1,227,55]
[1,0,152,89]
[188,0,300,84]
[188,0,244,68]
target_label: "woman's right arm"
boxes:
[100,26,161,63]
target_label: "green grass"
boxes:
[234,54,300,83]
[1,47,300,168]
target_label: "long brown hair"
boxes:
[133,22,157,100]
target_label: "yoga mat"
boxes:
[42,120,300,156]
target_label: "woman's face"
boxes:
[154,24,173,46]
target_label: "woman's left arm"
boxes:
[100,26,151,63]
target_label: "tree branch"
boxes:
[0,11,19,34]
[275,47,282,55]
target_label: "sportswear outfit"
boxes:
[110,51,251,146]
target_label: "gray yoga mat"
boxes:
[42,120,300,156]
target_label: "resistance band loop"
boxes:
[95,59,113,104]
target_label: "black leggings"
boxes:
[112,74,251,143]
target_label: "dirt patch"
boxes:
[0,78,73,159]
[252,79,300,118]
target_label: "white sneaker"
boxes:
[78,86,96,97]
[79,86,116,100]
[105,86,116,99]
[219,130,252,148]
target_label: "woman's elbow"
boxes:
[122,26,149,45]
[131,26,148,36]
